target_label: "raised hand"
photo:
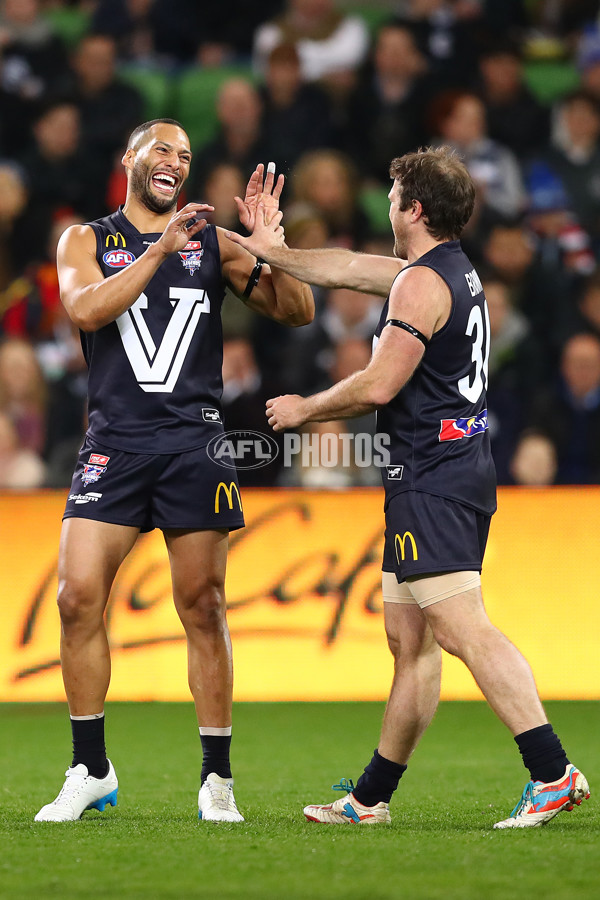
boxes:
[225,203,285,260]
[235,162,284,233]
[155,202,214,256]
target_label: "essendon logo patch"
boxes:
[439,410,488,442]
[103,250,135,268]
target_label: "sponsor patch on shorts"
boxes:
[68,492,103,504]
[89,453,110,465]
[386,465,404,480]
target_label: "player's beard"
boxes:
[393,218,408,259]
[130,159,182,215]
[393,233,408,259]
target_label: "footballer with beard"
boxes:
[34,119,313,825]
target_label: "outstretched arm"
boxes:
[266,324,424,429]
[226,202,405,297]
[265,265,450,429]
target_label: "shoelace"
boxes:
[204,780,235,810]
[509,780,535,818]
[332,778,355,795]
[54,771,88,806]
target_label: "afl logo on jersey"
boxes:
[103,250,135,268]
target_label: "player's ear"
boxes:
[411,199,424,221]
[122,147,135,169]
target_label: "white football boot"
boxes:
[198,773,244,822]
[35,760,118,822]
[303,791,391,824]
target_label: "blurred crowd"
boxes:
[1,0,600,490]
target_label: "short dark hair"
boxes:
[478,37,522,62]
[127,118,185,150]
[389,146,475,240]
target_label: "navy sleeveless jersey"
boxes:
[82,207,226,453]
[375,240,497,514]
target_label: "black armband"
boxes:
[242,257,265,298]
[384,318,429,347]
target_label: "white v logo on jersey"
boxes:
[117,287,210,393]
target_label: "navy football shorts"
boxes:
[64,436,245,533]
[382,490,491,582]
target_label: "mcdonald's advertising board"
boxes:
[1,488,598,701]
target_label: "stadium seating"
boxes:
[118,66,174,121]
[43,5,91,47]
[360,185,392,236]
[523,60,580,105]
[353,4,392,34]
[174,65,256,149]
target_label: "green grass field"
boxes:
[1,701,598,900]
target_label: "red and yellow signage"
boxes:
[1,488,598,701]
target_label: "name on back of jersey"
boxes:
[464,268,483,297]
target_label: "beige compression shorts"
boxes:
[382,570,481,610]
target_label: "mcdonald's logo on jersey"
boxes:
[106,232,127,248]
[395,531,418,562]
[215,481,242,514]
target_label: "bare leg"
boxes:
[164,528,232,727]
[58,518,139,715]
[423,585,547,735]
[378,602,442,765]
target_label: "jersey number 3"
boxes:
[117,288,209,393]
[458,303,490,403]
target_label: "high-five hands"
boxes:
[236,162,284,233]
[225,202,286,259]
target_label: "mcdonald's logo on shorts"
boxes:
[105,232,127,248]
[395,531,418,562]
[214,481,242,514]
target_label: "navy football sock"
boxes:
[70,713,109,779]
[515,723,570,784]
[352,749,406,806]
[200,732,232,783]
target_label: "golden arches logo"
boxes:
[395,531,418,563]
[105,232,126,248]
[215,481,242,514]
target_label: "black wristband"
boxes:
[384,318,429,346]
[242,257,265,299]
